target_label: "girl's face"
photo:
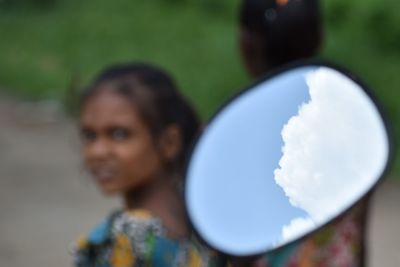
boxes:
[80,89,164,194]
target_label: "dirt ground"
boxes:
[0,95,399,267]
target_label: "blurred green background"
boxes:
[0,0,399,176]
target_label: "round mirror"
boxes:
[185,63,392,257]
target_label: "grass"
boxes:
[0,0,247,116]
[0,0,399,177]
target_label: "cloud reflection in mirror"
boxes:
[274,67,389,243]
[185,65,390,256]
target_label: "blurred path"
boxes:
[0,95,398,267]
[369,180,400,267]
[0,95,117,266]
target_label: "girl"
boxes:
[73,63,222,267]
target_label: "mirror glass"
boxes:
[185,65,390,256]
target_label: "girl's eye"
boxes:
[110,128,131,141]
[80,129,97,143]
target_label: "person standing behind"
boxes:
[239,0,322,77]
[234,1,368,266]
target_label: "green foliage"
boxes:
[325,0,349,28]
[0,0,245,116]
[0,0,57,9]
[364,4,400,53]
[158,0,233,16]
[197,0,232,15]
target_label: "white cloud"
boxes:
[282,217,315,241]
[274,67,388,240]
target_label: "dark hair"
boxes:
[81,63,201,172]
[239,0,322,67]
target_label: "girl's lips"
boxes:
[91,167,117,183]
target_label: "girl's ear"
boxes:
[159,124,182,162]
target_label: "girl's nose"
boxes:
[89,138,111,159]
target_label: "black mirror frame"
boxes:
[183,59,395,258]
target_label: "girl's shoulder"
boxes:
[71,210,124,266]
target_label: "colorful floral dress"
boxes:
[263,200,368,267]
[72,209,223,267]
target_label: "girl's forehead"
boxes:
[85,81,153,110]
[84,89,133,111]
[80,90,142,126]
